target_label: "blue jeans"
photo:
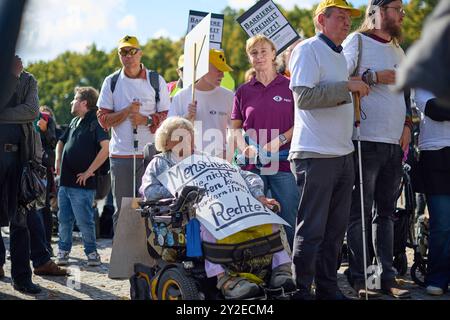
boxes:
[252,169,299,249]
[426,195,450,290]
[58,186,97,255]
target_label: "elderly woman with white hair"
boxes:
[140,116,295,300]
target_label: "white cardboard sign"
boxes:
[237,0,300,55]
[157,154,289,240]
[183,13,211,88]
[187,10,224,50]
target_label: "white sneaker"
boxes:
[426,285,444,296]
[87,251,101,266]
[56,250,70,266]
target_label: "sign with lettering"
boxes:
[236,0,300,55]
[188,10,224,50]
[158,154,289,240]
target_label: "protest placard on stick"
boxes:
[183,13,211,103]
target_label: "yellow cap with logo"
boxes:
[209,49,233,72]
[315,0,361,17]
[118,35,140,50]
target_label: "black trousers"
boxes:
[0,123,32,283]
[290,154,354,297]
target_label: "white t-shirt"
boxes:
[168,85,233,157]
[414,89,450,151]
[343,32,406,145]
[97,68,170,156]
[289,35,354,156]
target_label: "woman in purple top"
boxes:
[231,35,299,249]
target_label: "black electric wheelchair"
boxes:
[129,185,296,300]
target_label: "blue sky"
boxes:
[17,0,368,64]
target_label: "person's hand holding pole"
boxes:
[186,101,197,122]
[348,80,370,98]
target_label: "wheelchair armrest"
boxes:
[139,198,175,208]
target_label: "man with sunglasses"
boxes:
[97,36,170,232]
[342,0,411,299]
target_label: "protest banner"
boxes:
[237,0,300,54]
[157,154,289,240]
[183,13,211,101]
[188,10,224,49]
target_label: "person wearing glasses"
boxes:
[97,36,170,232]
[342,0,411,299]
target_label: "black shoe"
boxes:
[291,288,315,300]
[316,290,350,300]
[13,281,42,294]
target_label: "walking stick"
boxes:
[131,99,140,209]
[353,92,369,300]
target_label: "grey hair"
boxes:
[314,7,336,33]
[154,116,194,152]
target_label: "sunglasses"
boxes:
[119,48,140,57]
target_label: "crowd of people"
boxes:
[0,0,449,299]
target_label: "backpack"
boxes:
[110,68,160,105]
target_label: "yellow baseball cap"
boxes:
[178,55,184,69]
[118,35,140,50]
[209,49,233,72]
[315,0,361,17]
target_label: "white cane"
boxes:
[132,98,140,209]
[353,92,369,300]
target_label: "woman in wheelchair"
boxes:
[140,117,295,299]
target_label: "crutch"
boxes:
[353,92,369,300]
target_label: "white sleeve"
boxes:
[342,33,361,77]
[168,92,183,117]
[414,89,435,113]
[157,75,170,112]
[97,77,114,110]
[289,43,320,89]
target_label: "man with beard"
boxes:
[342,0,411,299]
[55,87,109,267]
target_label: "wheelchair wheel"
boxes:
[393,252,408,276]
[157,268,200,300]
[411,260,427,287]
[130,273,152,300]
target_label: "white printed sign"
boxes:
[157,154,289,240]
[188,10,224,50]
[183,13,211,88]
[236,0,300,55]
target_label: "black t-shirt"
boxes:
[59,110,109,190]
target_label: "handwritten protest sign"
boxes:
[188,10,224,49]
[157,154,289,240]
[237,0,299,55]
[183,13,211,89]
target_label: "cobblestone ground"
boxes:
[1,228,449,300]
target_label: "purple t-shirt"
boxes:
[231,74,294,172]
